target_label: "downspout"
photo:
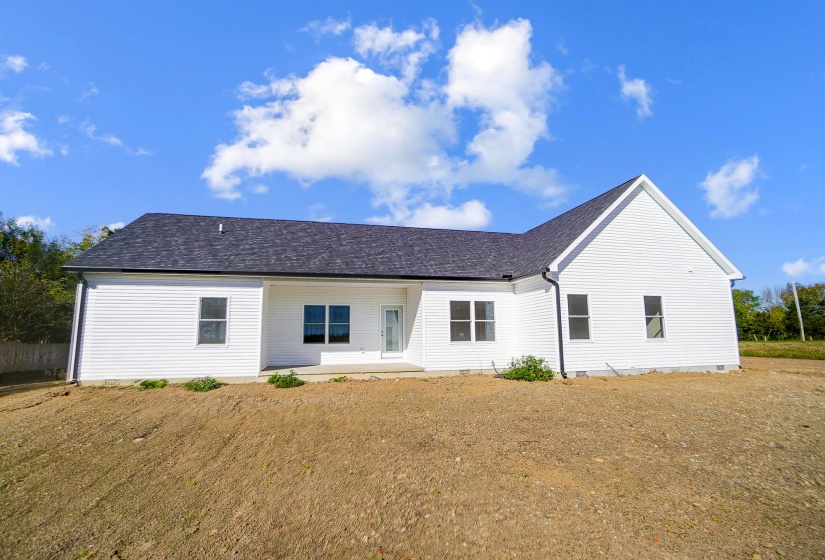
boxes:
[541,269,567,379]
[70,272,88,383]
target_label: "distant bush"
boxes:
[267,371,305,388]
[503,355,555,382]
[138,379,168,390]
[182,376,224,392]
[330,375,347,383]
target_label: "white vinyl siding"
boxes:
[76,274,263,380]
[559,187,739,373]
[513,274,558,370]
[267,282,407,366]
[405,284,425,367]
[422,282,517,371]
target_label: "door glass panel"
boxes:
[385,309,400,352]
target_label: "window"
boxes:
[567,294,590,340]
[450,301,471,342]
[328,305,350,344]
[198,297,227,345]
[303,305,351,344]
[303,305,326,344]
[474,301,496,342]
[450,300,496,342]
[644,296,665,339]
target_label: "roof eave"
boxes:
[60,266,512,283]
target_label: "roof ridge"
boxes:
[140,212,521,236]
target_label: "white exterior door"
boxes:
[381,305,404,358]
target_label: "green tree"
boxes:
[0,215,118,343]
[732,288,760,340]
[0,214,75,342]
[781,282,825,340]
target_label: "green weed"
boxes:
[181,376,225,392]
[138,379,168,390]
[267,371,305,388]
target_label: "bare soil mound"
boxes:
[1,357,823,558]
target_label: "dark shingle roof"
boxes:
[64,176,640,280]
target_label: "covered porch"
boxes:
[261,279,424,373]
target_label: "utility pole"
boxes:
[791,280,806,341]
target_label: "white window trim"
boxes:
[449,300,497,344]
[643,295,668,341]
[567,293,593,343]
[301,304,352,345]
[195,295,230,348]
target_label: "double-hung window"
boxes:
[567,294,591,340]
[474,301,496,341]
[450,300,496,342]
[328,305,351,344]
[303,305,326,344]
[303,305,351,344]
[198,297,228,345]
[644,296,666,339]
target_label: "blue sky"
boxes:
[1,1,823,291]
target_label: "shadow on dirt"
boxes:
[0,370,67,396]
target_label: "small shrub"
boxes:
[330,375,347,383]
[502,355,555,382]
[267,370,305,388]
[138,379,168,390]
[182,376,225,392]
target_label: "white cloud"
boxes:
[203,56,453,203]
[134,147,152,156]
[556,40,568,56]
[76,83,99,102]
[57,115,71,125]
[249,184,268,194]
[309,202,334,222]
[699,156,760,218]
[15,215,53,230]
[37,62,50,71]
[0,111,52,165]
[203,19,566,227]
[782,257,825,277]
[2,55,27,73]
[301,16,351,40]
[445,19,566,199]
[81,120,122,146]
[353,19,439,82]
[105,222,125,231]
[369,199,491,229]
[618,65,653,119]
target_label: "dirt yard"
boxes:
[1,358,823,559]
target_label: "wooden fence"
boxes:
[0,342,70,374]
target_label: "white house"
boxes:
[64,175,743,383]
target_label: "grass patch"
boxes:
[740,340,825,360]
[267,371,305,388]
[502,355,555,382]
[329,375,347,383]
[138,379,168,390]
[181,376,225,392]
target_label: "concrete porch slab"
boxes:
[261,362,424,381]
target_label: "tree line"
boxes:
[0,213,115,344]
[733,284,825,341]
